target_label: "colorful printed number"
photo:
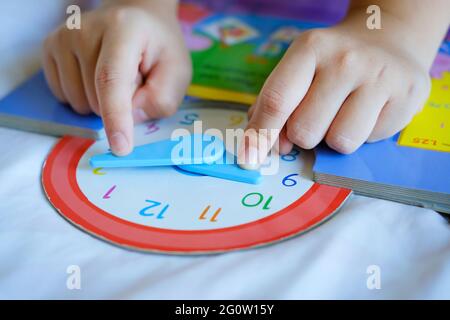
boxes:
[282,174,299,187]
[145,121,160,135]
[102,185,116,199]
[198,205,221,222]
[92,167,106,175]
[229,115,244,126]
[281,149,300,162]
[139,200,169,219]
[179,113,199,125]
[412,137,438,146]
[241,192,273,210]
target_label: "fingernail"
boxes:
[247,145,259,167]
[132,108,150,123]
[109,131,129,156]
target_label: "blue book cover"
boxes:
[313,135,450,212]
[314,135,450,194]
[0,71,104,139]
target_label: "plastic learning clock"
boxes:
[42,100,351,254]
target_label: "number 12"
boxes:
[139,200,169,219]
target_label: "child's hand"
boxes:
[42,0,191,155]
[239,2,449,169]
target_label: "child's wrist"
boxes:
[344,3,448,70]
[339,8,437,70]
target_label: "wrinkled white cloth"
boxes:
[0,1,449,300]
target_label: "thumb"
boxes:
[238,43,316,170]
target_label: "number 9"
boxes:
[282,174,299,187]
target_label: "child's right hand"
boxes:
[42,0,192,155]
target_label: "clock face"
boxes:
[42,101,351,254]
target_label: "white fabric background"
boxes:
[0,1,449,300]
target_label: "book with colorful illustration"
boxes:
[179,0,450,212]
[179,0,346,104]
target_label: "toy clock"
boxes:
[42,100,351,254]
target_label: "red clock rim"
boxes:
[42,136,351,254]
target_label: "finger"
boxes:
[78,52,100,115]
[42,45,67,103]
[95,30,144,156]
[247,104,256,120]
[72,30,103,116]
[132,46,192,120]
[368,98,417,142]
[325,85,388,153]
[238,43,316,170]
[131,72,146,123]
[243,102,283,159]
[273,126,293,155]
[368,79,430,142]
[278,128,293,155]
[286,67,356,151]
[54,50,91,114]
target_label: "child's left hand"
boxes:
[239,8,445,169]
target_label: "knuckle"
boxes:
[335,49,359,71]
[243,124,273,148]
[406,82,420,99]
[374,64,388,82]
[254,126,271,141]
[54,26,69,44]
[42,36,54,53]
[108,6,143,25]
[325,133,358,154]
[44,28,65,52]
[286,121,317,149]
[109,7,131,24]
[95,65,121,90]
[77,30,93,48]
[101,107,125,122]
[258,87,287,120]
[301,29,328,48]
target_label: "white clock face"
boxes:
[43,100,350,253]
[75,102,315,231]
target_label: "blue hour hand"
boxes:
[177,151,262,185]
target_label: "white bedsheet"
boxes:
[0,1,449,300]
